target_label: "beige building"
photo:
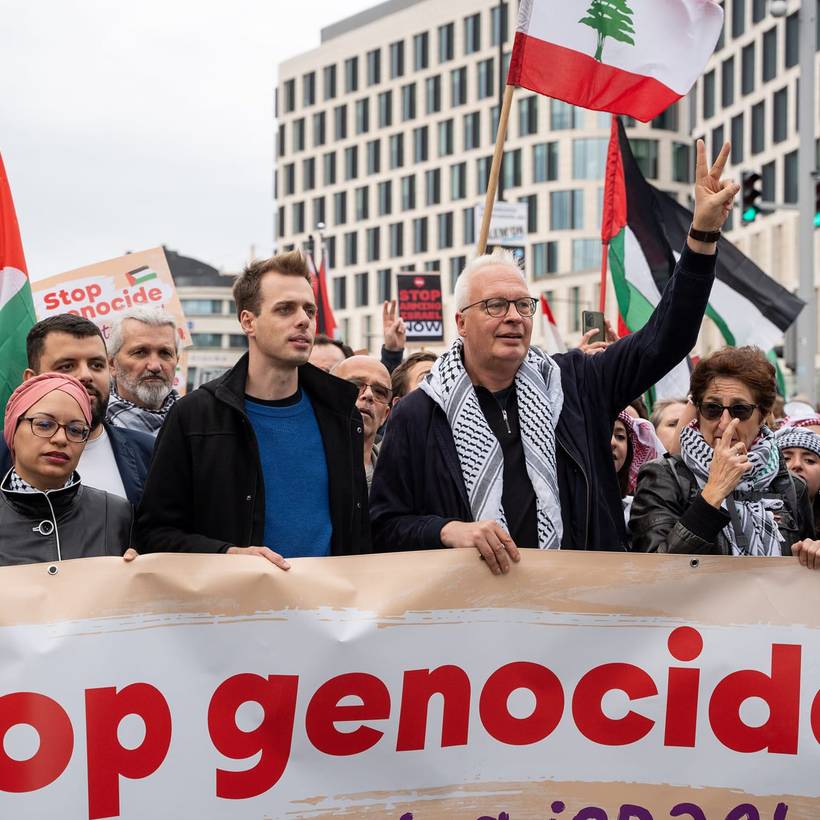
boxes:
[274,0,697,354]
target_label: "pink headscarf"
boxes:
[4,373,92,457]
[617,410,666,495]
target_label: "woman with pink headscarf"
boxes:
[0,374,132,566]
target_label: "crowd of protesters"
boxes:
[3,139,820,571]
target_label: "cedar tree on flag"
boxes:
[306,251,337,338]
[0,154,36,415]
[602,116,803,399]
[507,0,724,121]
[539,293,567,355]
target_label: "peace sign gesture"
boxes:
[692,139,740,233]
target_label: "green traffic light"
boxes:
[815,211,820,228]
[742,207,758,223]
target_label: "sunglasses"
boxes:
[698,401,759,421]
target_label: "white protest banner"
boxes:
[0,551,818,819]
[474,201,528,248]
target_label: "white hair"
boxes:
[453,247,527,312]
[108,307,179,357]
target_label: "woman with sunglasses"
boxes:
[0,373,132,566]
[630,347,820,567]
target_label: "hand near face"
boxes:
[701,418,752,508]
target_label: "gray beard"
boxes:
[115,369,172,411]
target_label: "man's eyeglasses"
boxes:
[698,402,759,422]
[346,378,392,405]
[22,416,91,443]
[459,297,538,318]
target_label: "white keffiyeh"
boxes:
[420,338,564,549]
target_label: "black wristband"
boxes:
[688,225,721,243]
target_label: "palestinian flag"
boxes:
[540,293,566,355]
[306,251,337,338]
[507,0,723,122]
[602,116,804,399]
[0,154,36,415]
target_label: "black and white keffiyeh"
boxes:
[5,469,76,494]
[680,423,783,557]
[420,338,564,549]
[106,385,178,437]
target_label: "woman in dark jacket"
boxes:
[0,373,132,566]
[630,347,820,568]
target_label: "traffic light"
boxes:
[815,179,820,229]
[741,170,763,224]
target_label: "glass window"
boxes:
[438,119,454,157]
[334,105,347,140]
[651,104,679,131]
[413,31,429,71]
[344,57,358,93]
[550,190,583,230]
[355,98,369,134]
[390,222,404,257]
[277,207,285,239]
[519,194,538,233]
[283,79,295,113]
[355,186,369,220]
[572,239,599,272]
[312,195,325,227]
[729,114,744,164]
[181,299,223,315]
[732,0,745,38]
[450,162,467,200]
[477,58,495,100]
[292,202,305,233]
[402,83,417,120]
[785,13,798,68]
[784,149,798,204]
[344,145,358,180]
[449,255,466,293]
[323,152,336,186]
[366,228,380,263]
[763,27,778,82]
[292,118,305,152]
[277,123,285,159]
[572,138,607,179]
[451,67,467,106]
[377,268,392,303]
[532,242,558,279]
[284,163,295,195]
[773,87,788,143]
[378,181,392,216]
[533,142,559,182]
[334,191,347,225]
[323,64,337,101]
[551,100,577,130]
[367,49,381,86]
[464,13,481,54]
[464,111,481,150]
[463,207,475,245]
[741,43,755,96]
[476,156,492,192]
[344,232,358,266]
[437,212,454,249]
[389,133,404,169]
[414,126,429,163]
[490,2,509,46]
[191,333,222,348]
[570,287,582,332]
[413,217,428,253]
[426,75,442,114]
[378,91,392,128]
[425,168,441,205]
[303,72,316,107]
[518,96,538,136]
[752,0,766,22]
[401,175,416,210]
[711,125,724,164]
[761,159,776,202]
[333,277,347,310]
[630,139,659,179]
[366,139,380,175]
[325,236,337,269]
[302,158,315,191]
[721,56,734,108]
[702,70,715,119]
[438,22,454,62]
[229,334,248,350]
[313,112,326,148]
[502,149,521,189]
[390,41,405,79]
[751,100,765,154]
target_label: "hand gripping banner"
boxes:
[0,550,818,819]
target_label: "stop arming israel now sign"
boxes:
[397,273,444,342]
[1,551,819,819]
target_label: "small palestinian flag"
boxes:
[507,0,723,121]
[602,116,803,399]
[0,154,36,415]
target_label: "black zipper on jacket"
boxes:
[558,434,590,548]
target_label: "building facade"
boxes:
[274,0,698,354]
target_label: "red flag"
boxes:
[539,293,566,355]
[309,251,336,339]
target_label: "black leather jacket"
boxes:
[0,473,132,567]
[630,454,815,555]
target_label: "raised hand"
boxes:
[382,300,406,352]
[692,139,739,233]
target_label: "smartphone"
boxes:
[582,310,606,342]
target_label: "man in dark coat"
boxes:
[135,250,371,566]
[370,140,739,573]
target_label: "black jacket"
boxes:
[0,422,153,507]
[134,354,371,555]
[630,454,815,555]
[370,245,717,552]
[0,476,132,566]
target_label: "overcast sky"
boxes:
[1,0,375,282]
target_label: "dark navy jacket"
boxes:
[369,245,717,552]
[0,422,154,507]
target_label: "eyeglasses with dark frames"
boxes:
[459,297,538,318]
[21,416,91,443]
[346,378,393,405]
[697,402,760,422]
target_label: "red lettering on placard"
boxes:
[479,662,564,745]
[0,692,73,793]
[709,644,801,754]
[306,673,390,756]
[665,627,703,748]
[207,673,299,800]
[396,666,470,751]
[85,683,172,819]
[572,663,657,745]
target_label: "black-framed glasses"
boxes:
[346,378,392,405]
[698,402,759,421]
[459,297,538,318]
[21,416,90,443]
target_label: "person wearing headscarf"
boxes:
[630,347,820,568]
[0,373,133,566]
[777,427,820,531]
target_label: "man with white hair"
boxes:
[106,307,180,436]
[370,140,739,572]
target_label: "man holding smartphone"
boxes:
[371,140,739,569]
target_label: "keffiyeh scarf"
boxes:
[680,423,783,557]
[420,338,564,549]
[106,385,179,437]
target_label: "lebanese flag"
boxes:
[507,0,723,122]
[602,116,803,403]
[0,154,36,415]
[307,251,337,338]
[539,293,566,355]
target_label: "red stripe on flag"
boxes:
[601,115,627,243]
[0,155,28,275]
[507,32,681,123]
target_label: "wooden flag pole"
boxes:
[476,83,515,255]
